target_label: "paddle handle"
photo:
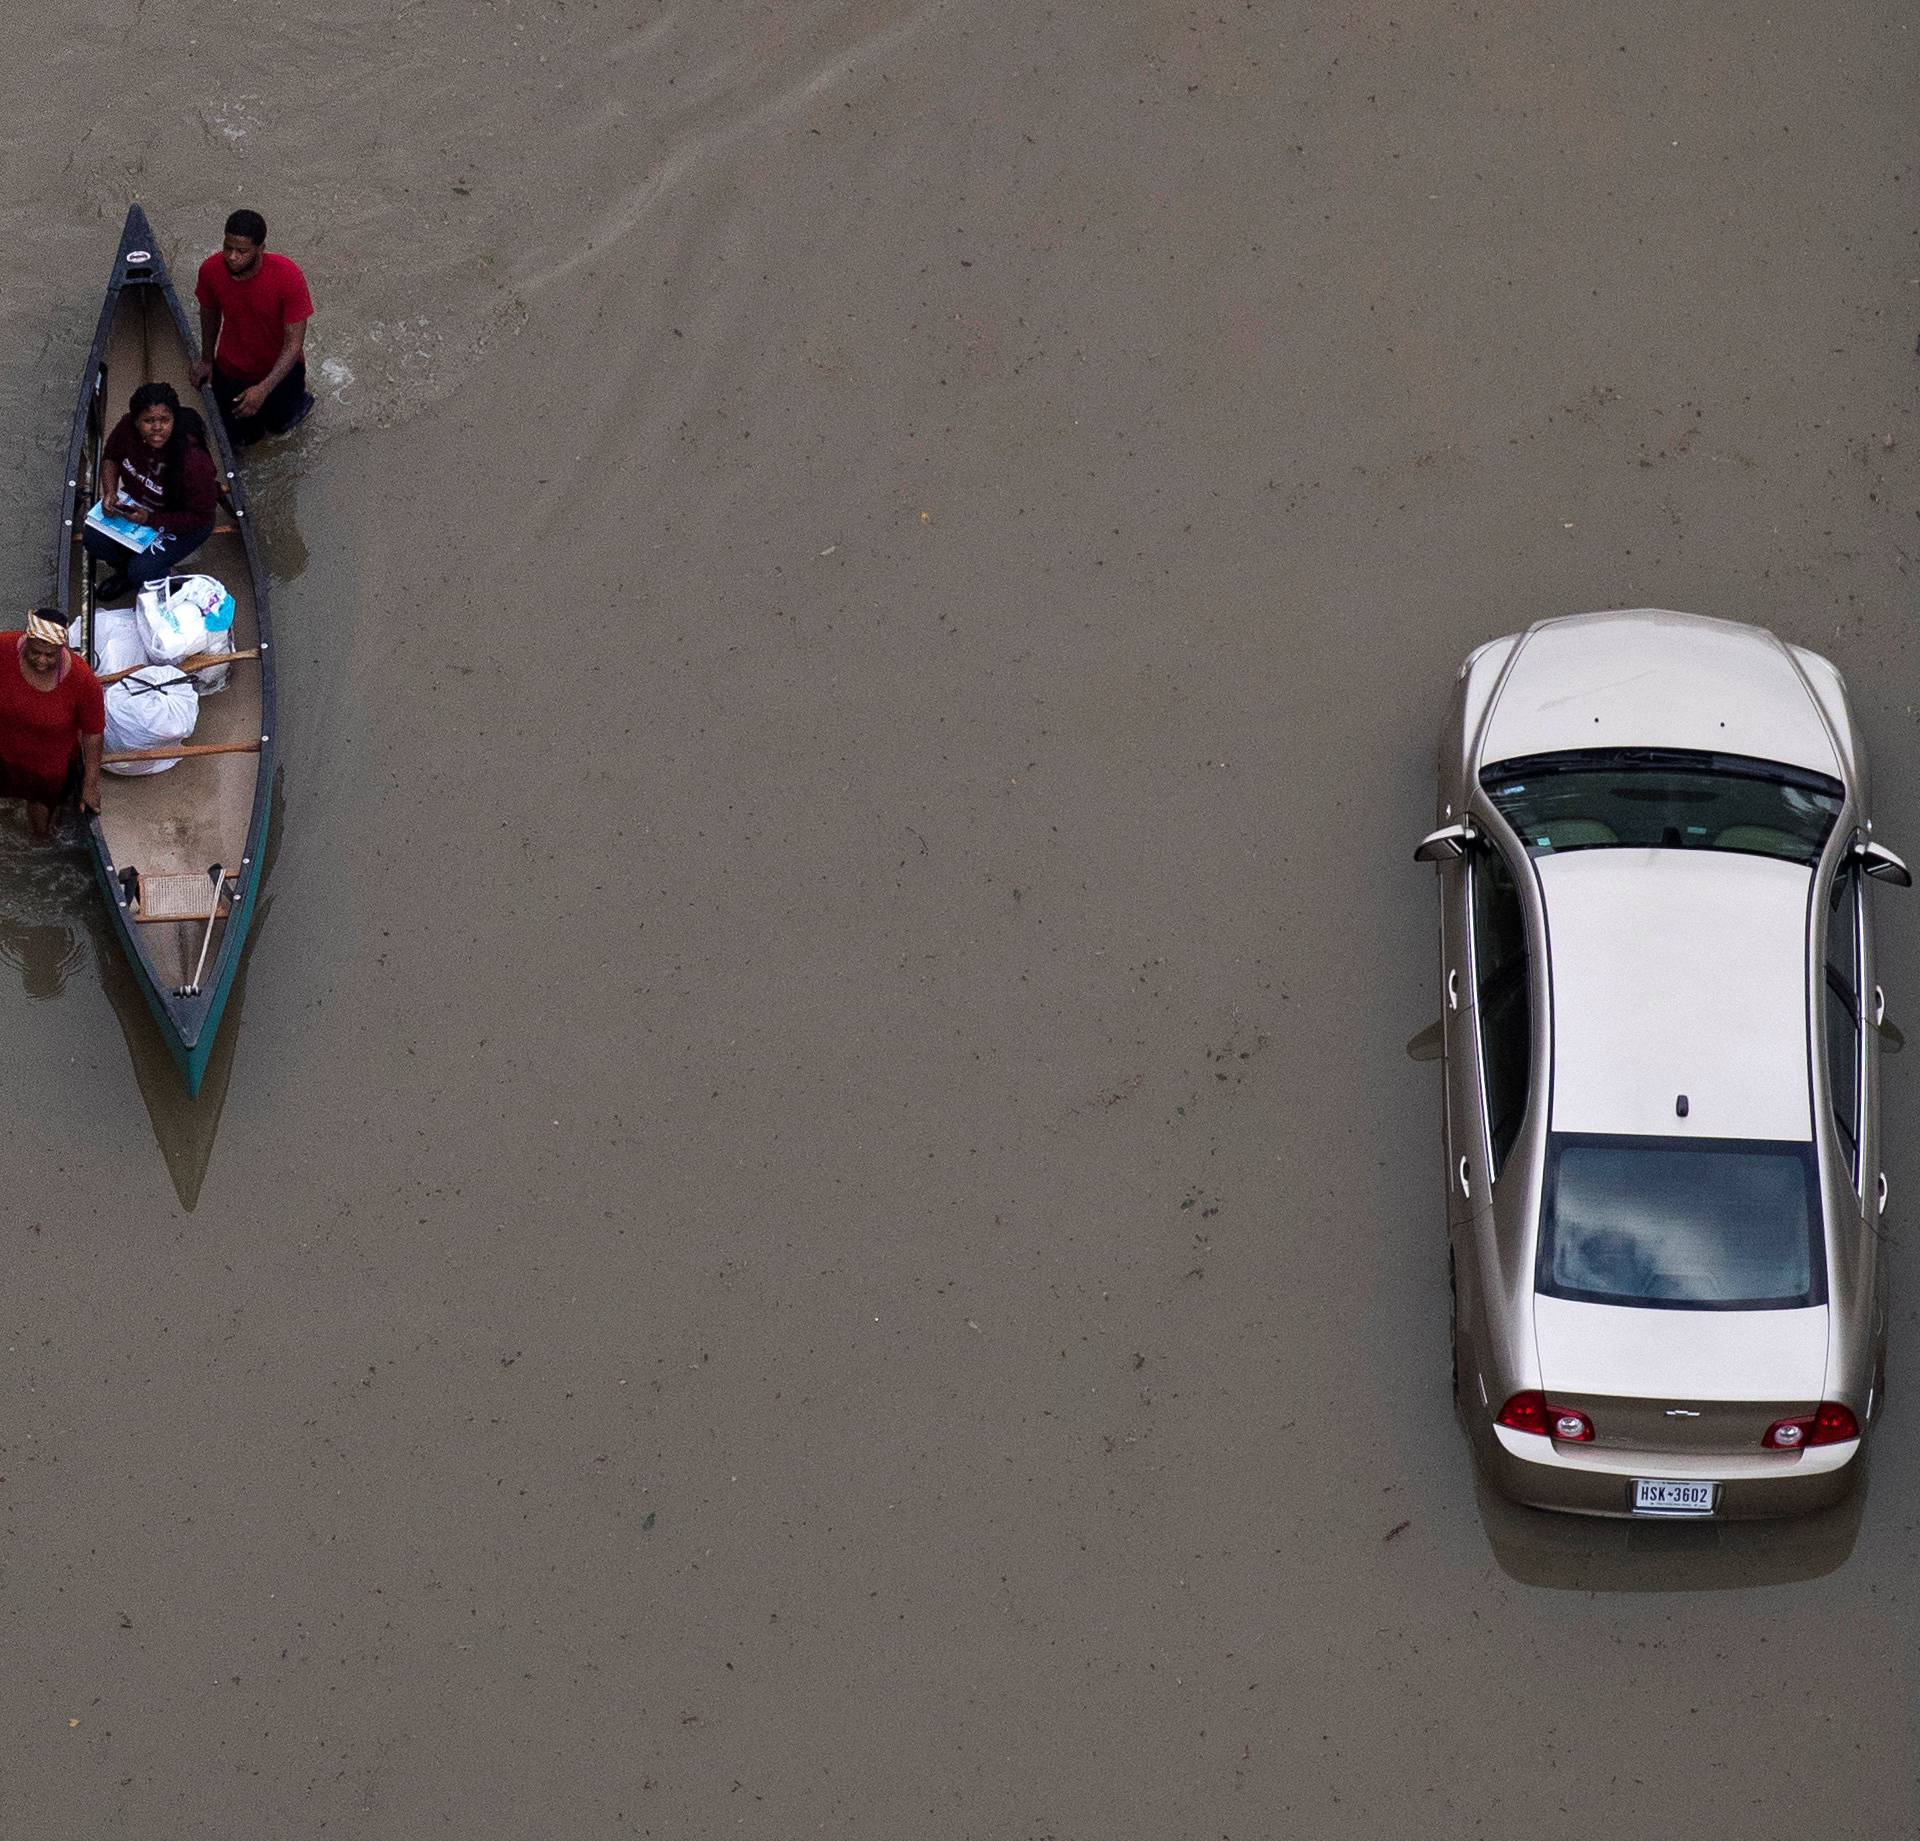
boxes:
[101,739,262,765]
[97,647,259,687]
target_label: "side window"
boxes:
[1471,844,1533,1180]
[1823,864,1861,1176]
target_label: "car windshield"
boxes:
[1480,749,1843,864]
[1538,1134,1824,1311]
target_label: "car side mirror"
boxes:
[1855,839,1913,888]
[1414,820,1477,864]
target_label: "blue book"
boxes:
[85,499,162,554]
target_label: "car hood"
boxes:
[1479,609,1842,778]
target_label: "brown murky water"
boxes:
[1,2,1917,1833]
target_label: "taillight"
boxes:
[1811,1402,1861,1444]
[1496,1392,1593,1440]
[1497,1391,1548,1434]
[1762,1402,1861,1450]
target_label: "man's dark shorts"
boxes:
[212,358,313,448]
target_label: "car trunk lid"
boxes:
[1534,1294,1827,1452]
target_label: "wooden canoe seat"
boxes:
[132,870,231,924]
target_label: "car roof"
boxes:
[1480,609,1842,778]
[1539,848,1812,1141]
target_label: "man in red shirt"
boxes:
[189,208,315,447]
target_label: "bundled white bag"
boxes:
[134,574,213,665]
[70,607,146,679]
[103,665,198,776]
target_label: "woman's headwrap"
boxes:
[23,611,66,647]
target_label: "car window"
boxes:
[1471,844,1531,1180]
[1823,863,1861,1175]
[1480,749,1843,864]
[1538,1133,1824,1310]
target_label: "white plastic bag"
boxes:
[103,665,198,776]
[134,575,211,665]
[166,575,230,630]
[71,607,146,679]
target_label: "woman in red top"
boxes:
[0,610,105,839]
[83,381,220,602]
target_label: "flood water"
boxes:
[2,2,1918,1833]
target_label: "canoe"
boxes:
[55,204,277,1096]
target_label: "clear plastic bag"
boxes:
[193,585,238,694]
[134,573,224,665]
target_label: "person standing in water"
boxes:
[84,381,219,601]
[0,611,104,839]
[189,208,315,446]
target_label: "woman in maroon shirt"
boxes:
[0,610,104,839]
[82,381,220,601]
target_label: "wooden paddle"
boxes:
[96,647,260,687]
[102,739,262,766]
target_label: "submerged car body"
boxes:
[1417,608,1908,1519]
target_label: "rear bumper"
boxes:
[1476,1422,1862,1520]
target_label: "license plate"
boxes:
[1633,1478,1717,1516]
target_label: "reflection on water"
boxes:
[237,445,310,589]
[0,923,87,997]
[0,777,279,1211]
[0,815,95,994]
[0,913,89,998]
[1405,1017,1443,1063]
[1473,1467,1864,1592]
[91,914,250,1213]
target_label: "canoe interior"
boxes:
[83,276,265,1006]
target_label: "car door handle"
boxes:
[1875,985,1886,1028]
[1447,969,1460,1012]
[1457,1155,1471,1199]
[1878,1172,1890,1217]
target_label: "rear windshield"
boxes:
[1538,1134,1825,1311]
[1481,749,1842,865]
